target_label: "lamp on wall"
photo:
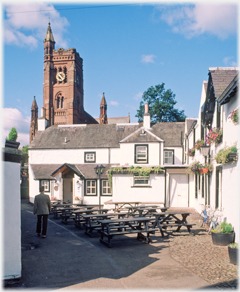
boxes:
[94,164,105,209]
[200,145,210,157]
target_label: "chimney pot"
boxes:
[144,103,149,114]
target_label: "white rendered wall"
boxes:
[3,161,21,279]
[112,174,165,203]
[119,143,161,166]
[29,148,110,164]
[164,147,183,165]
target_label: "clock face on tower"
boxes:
[56,72,65,82]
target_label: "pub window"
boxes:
[39,180,50,192]
[85,180,97,196]
[135,145,148,164]
[84,152,96,163]
[101,180,112,196]
[164,150,174,165]
[133,176,150,186]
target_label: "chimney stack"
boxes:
[143,103,151,129]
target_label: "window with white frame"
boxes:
[164,150,174,164]
[133,176,150,186]
[135,145,148,164]
[102,180,111,196]
[39,180,50,192]
[84,152,96,163]
[85,180,97,196]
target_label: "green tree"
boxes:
[7,127,18,141]
[135,83,186,123]
[21,145,29,154]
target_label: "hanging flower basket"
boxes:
[215,145,238,164]
[205,128,223,145]
[228,107,239,125]
[194,139,204,150]
[199,168,208,174]
[187,148,195,157]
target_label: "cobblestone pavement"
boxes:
[168,211,238,289]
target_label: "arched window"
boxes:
[56,93,64,109]
[57,96,60,108]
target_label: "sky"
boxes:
[1,0,239,147]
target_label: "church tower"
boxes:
[100,92,107,124]
[42,22,97,126]
[29,96,38,143]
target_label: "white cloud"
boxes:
[2,108,30,147]
[158,4,237,39]
[133,92,143,100]
[223,56,237,67]
[141,54,156,63]
[4,3,69,49]
[110,101,119,106]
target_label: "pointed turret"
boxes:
[31,96,38,110]
[100,92,107,124]
[30,96,38,144]
[44,22,55,43]
[43,22,55,55]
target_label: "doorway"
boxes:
[169,174,188,207]
[62,171,74,203]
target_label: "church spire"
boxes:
[43,22,55,55]
[44,22,55,43]
[100,92,107,124]
[30,96,38,144]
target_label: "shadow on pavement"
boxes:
[19,200,170,289]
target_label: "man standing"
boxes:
[33,186,51,238]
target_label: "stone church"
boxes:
[30,23,105,143]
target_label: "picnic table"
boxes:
[51,203,72,219]
[97,217,158,247]
[81,213,114,237]
[104,201,142,212]
[151,211,195,237]
[59,207,82,224]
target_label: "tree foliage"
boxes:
[21,145,29,154]
[7,127,18,141]
[135,83,186,123]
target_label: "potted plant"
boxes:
[215,145,238,164]
[199,163,213,174]
[194,139,205,150]
[205,127,223,145]
[187,148,195,157]
[211,222,235,246]
[228,106,239,125]
[228,243,238,265]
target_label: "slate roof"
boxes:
[209,67,238,99]
[186,119,197,137]
[31,163,116,180]
[29,121,185,150]
[31,164,62,180]
[152,122,185,147]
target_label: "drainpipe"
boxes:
[164,169,167,208]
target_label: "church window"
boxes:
[63,67,67,82]
[57,96,60,108]
[61,96,64,108]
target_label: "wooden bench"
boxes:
[99,227,158,247]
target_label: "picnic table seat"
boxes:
[100,227,158,247]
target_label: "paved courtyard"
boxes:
[6,200,238,290]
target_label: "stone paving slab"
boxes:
[167,211,238,289]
